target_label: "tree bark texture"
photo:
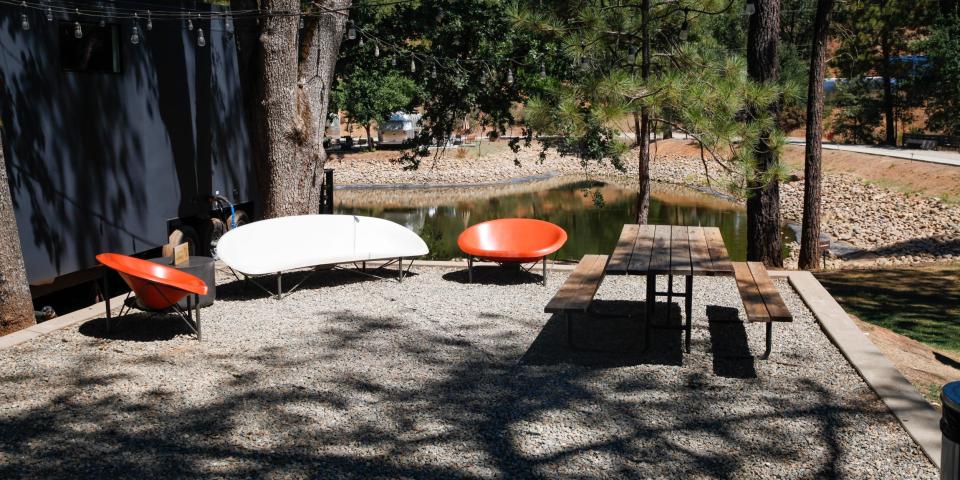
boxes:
[746,0,783,267]
[880,35,897,146]
[0,131,35,334]
[799,0,835,271]
[248,0,349,219]
[636,0,651,225]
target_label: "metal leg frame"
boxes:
[465,256,547,286]
[643,274,694,353]
[101,284,202,340]
[714,322,774,360]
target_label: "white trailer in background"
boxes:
[379,112,422,146]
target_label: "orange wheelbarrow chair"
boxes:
[457,218,568,286]
[97,253,209,340]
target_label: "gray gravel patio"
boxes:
[0,265,938,479]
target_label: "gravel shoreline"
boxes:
[331,142,960,269]
[0,266,937,478]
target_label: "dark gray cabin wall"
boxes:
[0,2,255,285]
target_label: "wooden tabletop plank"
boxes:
[670,225,692,275]
[703,227,733,275]
[688,226,712,275]
[626,224,657,273]
[647,225,673,274]
[545,255,608,313]
[607,224,639,273]
[747,262,793,322]
[732,262,770,322]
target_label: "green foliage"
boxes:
[330,71,420,137]
[914,11,960,136]
[828,78,884,144]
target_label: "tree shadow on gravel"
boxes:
[706,306,758,379]
[0,305,924,478]
[77,312,195,342]
[521,300,683,368]
[441,266,545,286]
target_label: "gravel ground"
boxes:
[0,266,937,479]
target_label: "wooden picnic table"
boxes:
[606,224,734,352]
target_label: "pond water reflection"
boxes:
[335,179,794,261]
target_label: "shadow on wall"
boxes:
[0,2,254,285]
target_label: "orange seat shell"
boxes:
[97,253,208,310]
[457,218,568,263]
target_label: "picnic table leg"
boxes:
[685,275,693,353]
[644,274,655,351]
[760,322,773,360]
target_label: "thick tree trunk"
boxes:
[746,0,783,267]
[632,111,641,147]
[244,0,349,219]
[636,0,651,225]
[799,0,835,271]
[0,132,35,334]
[880,36,897,146]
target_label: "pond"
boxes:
[335,178,795,262]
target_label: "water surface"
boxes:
[336,179,794,261]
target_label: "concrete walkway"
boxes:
[787,137,960,168]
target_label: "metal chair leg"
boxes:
[542,257,547,287]
[276,272,283,300]
[102,272,112,333]
[195,293,202,341]
[398,257,403,282]
[467,257,473,283]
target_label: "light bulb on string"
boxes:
[359,37,364,47]
[410,57,416,73]
[435,8,444,23]
[146,10,152,31]
[19,2,28,30]
[540,63,546,78]
[391,56,397,67]
[188,18,194,31]
[744,0,755,15]
[300,16,305,29]
[374,43,380,57]
[431,66,437,79]
[347,21,356,40]
[130,24,140,45]
[197,28,206,47]
[46,7,52,22]
[507,68,514,84]
[74,22,83,39]
[225,15,234,32]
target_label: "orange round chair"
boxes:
[97,253,208,340]
[457,218,568,285]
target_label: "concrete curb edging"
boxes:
[0,263,943,469]
[0,293,126,350]
[773,270,942,468]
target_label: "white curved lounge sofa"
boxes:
[216,214,429,297]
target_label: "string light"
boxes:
[19,1,29,30]
[347,21,356,40]
[187,17,193,31]
[540,62,546,78]
[45,6,51,21]
[225,15,233,32]
[374,43,380,57]
[410,56,416,73]
[130,24,140,44]
[507,68,514,84]
[197,27,206,47]
[391,55,397,67]
[431,65,437,78]
[146,10,152,30]
[300,16,305,29]
[359,37,364,46]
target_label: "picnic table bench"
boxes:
[544,254,608,348]
[731,261,793,359]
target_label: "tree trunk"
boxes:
[632,111,641,147]
[364,124,373,151]
[243,0,349,219]
[636,0,651,225]
[799,0,835,271]
[0,132,35,334]
[746,0,783,267]
[880,35,897,146]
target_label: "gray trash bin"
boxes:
[148,256,217,309]
[943,381,960,480]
